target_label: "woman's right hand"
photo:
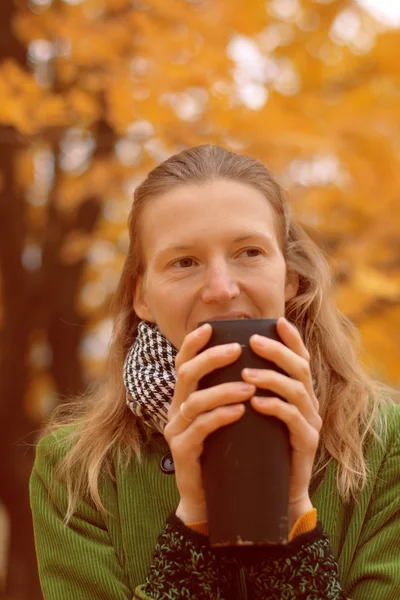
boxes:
[164,323,256,524]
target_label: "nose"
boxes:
[200,261,240,304]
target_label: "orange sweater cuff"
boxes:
[287,508,317,542]
[185,520,209,536]
[186,508,317,541]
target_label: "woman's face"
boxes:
[134,179,299,350]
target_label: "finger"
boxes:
[168,381,256,436]
[249,334,313,393]
[170,342,243,417]
[168,323,213,421]
[174,322,213,372]
[241,369,318,425]
[251,397,321,451]
[249,331,316,407]
[277,317,310,362]
[167,403,245,459]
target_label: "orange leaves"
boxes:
[59,231,94,266]
[0,59,67,132]
[67,20,134,68]
[56,157,123,212]
[353,268,400,301]
[373,30,400,74]
[106,75,140,134]
[359,308,400,383]
[2,0,400,384]
[0,62,102,132]
[36,95,68,129]
[0,60,42,133]
[68,88,101,126]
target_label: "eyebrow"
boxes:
[154,232,275,261]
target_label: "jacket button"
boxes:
[160,452,175,474]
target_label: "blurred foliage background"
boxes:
[0,0,399,598]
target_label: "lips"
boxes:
[204,313,251,321]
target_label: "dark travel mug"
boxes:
[198,318,290,547]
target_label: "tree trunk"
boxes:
[0,128,43,600]
[0,2,43,596]
[0,3,116,597]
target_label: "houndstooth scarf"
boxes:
[123,321,178,433]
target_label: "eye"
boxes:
[171,257,197,269]
[239,247,264,258]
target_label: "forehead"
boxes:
[139,180,279,251]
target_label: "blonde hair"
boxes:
[46,144,396,522]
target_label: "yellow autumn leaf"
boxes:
[353,268,400,300]
[68,88,101,125]
[59,232,93,265]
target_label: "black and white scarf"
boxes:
[123,321,178,433]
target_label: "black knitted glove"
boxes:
[136,513,240,600]
[243,521,347,600]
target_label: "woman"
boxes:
[30,144,400,599]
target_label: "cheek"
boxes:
[158,275,195,300]
[149,284,189,333]
[251,264,286,289]
[155,284,189,311]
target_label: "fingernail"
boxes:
[197,323,210,335]
[252,334,267,346]
[283,317,296,330]
[226,343,241,355]
[243,368,259,378]
[253,396,270,405]
[240,383,255,392]
[231,404,245,413]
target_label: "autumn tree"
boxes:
[0,0,399,598]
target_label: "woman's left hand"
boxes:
[241,316,322,528]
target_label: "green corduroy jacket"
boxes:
[30,403,400,599]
